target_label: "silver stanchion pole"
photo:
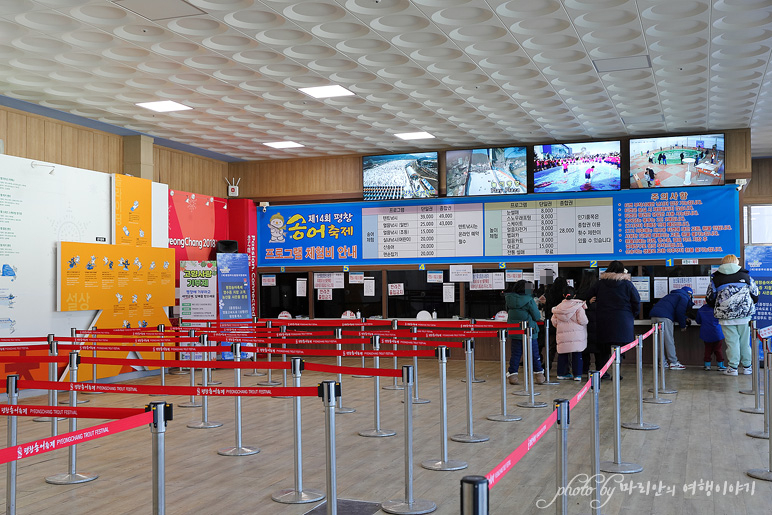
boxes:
[542,320,559,385]
[218,343,259,455]
[600,346,642,474]
[469,320,484,383]
[59,328,88,405]
[147,401,171,515]
[179,330,201,408]
[460,476,489,515]
[658,323,677,394]
[422,346,468,471]
[6,374,19,515]
[82,326,103,395]
[451,340,489,443]
[382,366,437,515]
[34,335,65,426]
[353,318,373,378]
[747,348,772,482]
[245,316,266,377]
[384,319,404,390]
[741,324,762,408]
[410,326,430,403]
[46,352,99,484]
[334,327,355,413]
[621,336,659,431]
[319,380,341,515]
[149,324,166,397]
[644,323,671,405]
[588,371,603,515]
[258,320,280,386]
[359,335,396,437]
[554,398,570,515]
[517,327,547,409]
[514,322,541,398]
[169,327,190,375]
[747,345,770,440]
[272,358,324,503]
[205,324,221,386]
[187,335,223,429]
[488,329,521,422]
[280,325,288,387]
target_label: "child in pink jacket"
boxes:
[551,287,589,381]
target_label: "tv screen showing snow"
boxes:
[446,147,527,197]
[363,152,439,200]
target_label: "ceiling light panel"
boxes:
[113,0,205,21]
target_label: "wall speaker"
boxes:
[216,240,238,253]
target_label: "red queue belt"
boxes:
[379,338,463,348]
[0,337,51,343]
[207,336,370,345]
[0,404,145,419]
[259,319,393,327]
[18,380,321,397]
[60,343,438,356]
[59,337,198,344]
[0,345,49,352]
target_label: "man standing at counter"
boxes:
[650,286,694,370]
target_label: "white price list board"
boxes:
[362,204,484,259]
[485,198,614,256]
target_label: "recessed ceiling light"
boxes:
[593,55,651,73]
[136,100,192,112]
[395,132,435,140]
[621,114,665,125]
[299,85,355,99]
[264,141,304,149]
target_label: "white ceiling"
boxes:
[1,0,771,162]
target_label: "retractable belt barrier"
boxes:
[18,380,320,397]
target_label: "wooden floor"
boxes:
[2,358,771,515]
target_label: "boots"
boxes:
[507,372,519,385]
[534,371,546,384]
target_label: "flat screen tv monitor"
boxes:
[362,152,439,200]
[446,146,527,196]
[533,141,621,193]
[629,134,725,188]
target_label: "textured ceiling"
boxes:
[1,0,771,161]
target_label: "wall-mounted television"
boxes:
[362,152,438,200]
[629,134,725,188]
[533,141,621,193]
[446,146,527,196]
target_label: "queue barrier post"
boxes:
[588,371,603,515]
[554,398,570,515]
[179,330,202,408]
[359,335,395,437]
[469,320,484,383]
[218,343,259,456]
[280,325,289,388]
[147,401,172,515]
[410,327,430,403]
[741,323,763,410]
[45,351,99,485]
[459,476,489,515]
[168,327,190,375]
[272,358,324,503]
[59,328,88,406]
[747,341,770,440]
[353,318,373,378]
[319,380,341,515]
[205,323,221,386]
[516,327,547,409]
[747,347,772,482]
[382,365,437,515]
[514,322,541,399]
[334,327,355,413]
[599,346,642,474]
[83,325,103,395]
[187,334,223,429]
[451,339,489,443]
[244,316,266,377]
[657,323,677,395]
[487,329,521,423]
[6,374,19,515]
[384,319,404,390]
[33,334,65,427]
[621,335,659,431]
[421,346,467,471]
[644,323,671,405]
[149,324,166,396]
[257,319,280,386]
[542,320,558,385]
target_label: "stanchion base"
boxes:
[740,407,764,414]
[381,499,437,514]
[335,406,356,414]
[271,395,293,399]
[271,488,325,504]
[513,390,541,397]
[643,397,672,405]
[243,371,266,377]
[45,472,99,485]
[352,375,373,378]
[58,399,89,405]
[359,428,396,437]
[383,384,405,390]
[81,391,104,395]
[402,398,431,404]
[746,469,772,481]
[599,461,642,474]
[516,401,548,409]
[739,389,755,395]
[648,388,677,394]
[187,420,224,429]
[217,445,260,456]
[541,380,560,386]
[168,368,188,375]
[746,430,769,439]
[198,381,223,386]
[32,417,66,422]
[460,378,486,383]
[621,421,659,431]
[149,393,166,397]
[178,401,202,408]
[420,459,468,471]
[256,380,281,386]
[487,413,522,422]
[450,433,489,443]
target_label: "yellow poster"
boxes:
[114,174,152,247]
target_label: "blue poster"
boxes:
[745,245,772,334]
[258,185,740,267]
[217,253,252,360]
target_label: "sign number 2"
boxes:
[590,260,597,268]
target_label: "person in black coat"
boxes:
[543,276,568,373]
[581,261,640,377]
[577,269,600,376]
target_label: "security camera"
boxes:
[259,201,270,213]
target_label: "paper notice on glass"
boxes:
[492,272,505,290]
[317,288,333,301]
[314,272,344,289]
[296,278,307,297]
[363,278,375,297]
[506,269,523,282]
[523,272,535,283]
[534,262,558,285]
[443,283,455,303]
[470,273,492,290]
[449,264,473,282]
[653,277,669,299]
[261,274,276,287]
[693,276,710,296]
[631,277,650,302]
[388,283,404,296]
[426,270,444,283]
[349,271,365,284]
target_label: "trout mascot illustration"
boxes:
[268,213,286,243]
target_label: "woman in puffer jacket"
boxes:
[551,287,588,380]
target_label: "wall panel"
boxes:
[153,145,228,198]
[743,158,772,204]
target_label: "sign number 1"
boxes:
[666,259,674,267]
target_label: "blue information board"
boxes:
[745,245,772,334]
[217,253,252,359]
[258,185,740,267]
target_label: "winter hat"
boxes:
[681,286,693,296]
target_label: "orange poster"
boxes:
[114,174,153,247]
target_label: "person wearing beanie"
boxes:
[695,304,726,371]
[706,254,759,376]
[649,285,695,370]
